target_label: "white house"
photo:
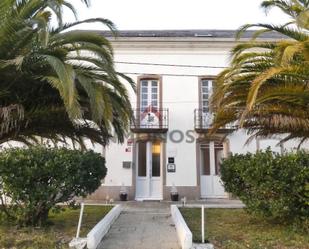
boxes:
[88,30,304,201]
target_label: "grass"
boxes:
[0,205,113,249]
[180,208,309,249]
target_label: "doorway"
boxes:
[136,141,162,200]
[200,142,227,198]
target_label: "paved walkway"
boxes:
[97,202,180,249]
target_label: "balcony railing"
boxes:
[130,108,169,133]
[194,109,235,133]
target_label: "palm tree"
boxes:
[211,0,309,145]
[0,0,135,146]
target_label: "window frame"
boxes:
[137,75,163,111]
[198,76,216,113]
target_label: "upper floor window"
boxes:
[131,76,168,131]
[200,78,213,113]
[139,78,160,111]
[195,76,233,131]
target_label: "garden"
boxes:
[180,208,309,249]
[180,149,309,249]
[0,146,110,248]
[0,205,112,249]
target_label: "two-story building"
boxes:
[88,30,303,201]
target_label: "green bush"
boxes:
[0,146,106,226]
[220,149,309,228]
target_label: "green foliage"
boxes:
[180,208,309,248]
[0,146,106,226]
[220,149,309,229]
[0,205,112,249]
[211,0,309,143]
[0,0,134,146]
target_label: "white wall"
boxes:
[104,141,133,186]
[228,130,257,154]
[104,42,232,187]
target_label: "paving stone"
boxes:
[97,202,180,249]
[191,243,214,249]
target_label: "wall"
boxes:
[102,39,234,191]
[93,37,309,200]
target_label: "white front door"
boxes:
[200,142,228,198]
[136,141,162,200]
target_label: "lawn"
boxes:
[180,208,309,249]
[0,205,113,249]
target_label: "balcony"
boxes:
[130,108,169,133]
[194,109,235,133]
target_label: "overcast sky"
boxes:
[65,0,290,31]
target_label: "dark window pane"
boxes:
[202,94,209,100]
[202,80,208,87]
[202,107,209,113]
[214,145,224,175]
[202,101,209,110]
[152,81,158,87]
[138,142,147,177]
[201,147,210,175]
[152,142,160,177]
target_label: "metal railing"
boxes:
[194,109,234,131]
[131,108,169,131]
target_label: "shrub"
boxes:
[0,146,106,226]
[220,149,309,228]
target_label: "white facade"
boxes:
[89,30,307,201]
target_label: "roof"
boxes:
[98,29,286,39]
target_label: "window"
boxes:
[200,78,213,113]
[214,143,224,175]
[140,80,149,111]
[201,142,224,175]
[201,143,210,175]
[152,141,161,177]
[139,78,160,111]
[138,142,147,177]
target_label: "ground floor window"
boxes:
[138,142,147,177]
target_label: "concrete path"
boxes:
[97,202,180,249]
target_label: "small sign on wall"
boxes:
[168,157,175,163]
[125,147,131,152]
[127,139,133,146]
[123,161,132,169]
[167,163,176,172]
[167,157,176,172]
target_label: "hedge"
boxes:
[220,149,309,229]
[0,146,107,226]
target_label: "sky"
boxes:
[65,0,291,31]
